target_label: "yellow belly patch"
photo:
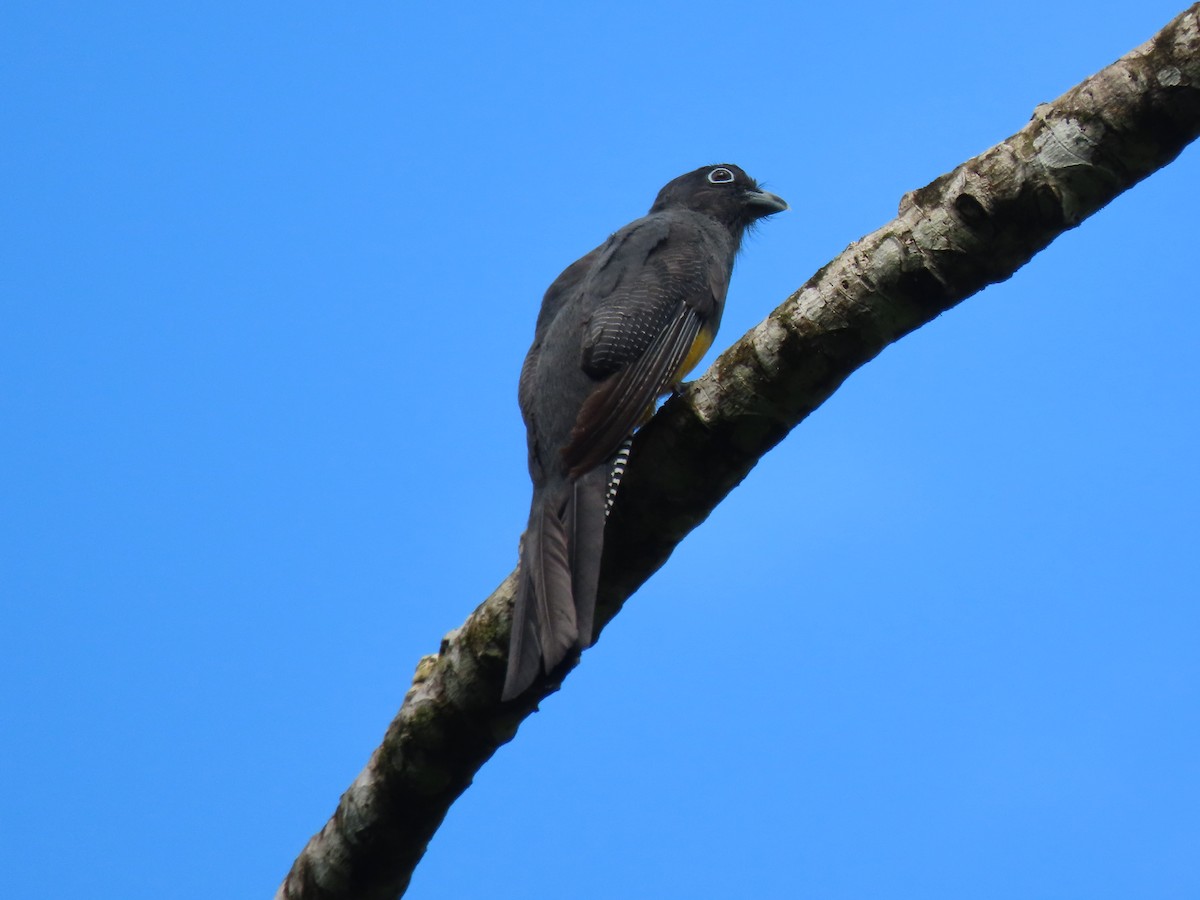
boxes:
[675,325,714,383]
[639,326,717,426]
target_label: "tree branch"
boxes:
[278,6,1200,898]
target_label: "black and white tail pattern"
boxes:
[606,438,633,516]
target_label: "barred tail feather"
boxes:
[606,438,632,516]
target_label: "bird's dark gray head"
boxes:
[649,163,787,231]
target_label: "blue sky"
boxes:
[3,2,1198,898]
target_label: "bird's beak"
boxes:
[745,188,788,215]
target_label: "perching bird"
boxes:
[503,163,787,701]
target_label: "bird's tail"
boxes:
[503,469,606,701]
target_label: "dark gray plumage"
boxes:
[503,164,787,701]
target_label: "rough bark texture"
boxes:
[278,7,1200,899]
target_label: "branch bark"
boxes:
[278,7,1200,898]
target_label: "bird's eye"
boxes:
[707,167,735,184]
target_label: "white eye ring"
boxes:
[707,167,735,184]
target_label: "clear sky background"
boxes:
[3,2,1198,898]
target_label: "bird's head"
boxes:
[649,163,788,231]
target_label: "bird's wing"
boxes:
[561,215,724,476]
[562,308,702,476]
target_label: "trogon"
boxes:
[504,163,787,701]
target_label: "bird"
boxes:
[503,163,787,701]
